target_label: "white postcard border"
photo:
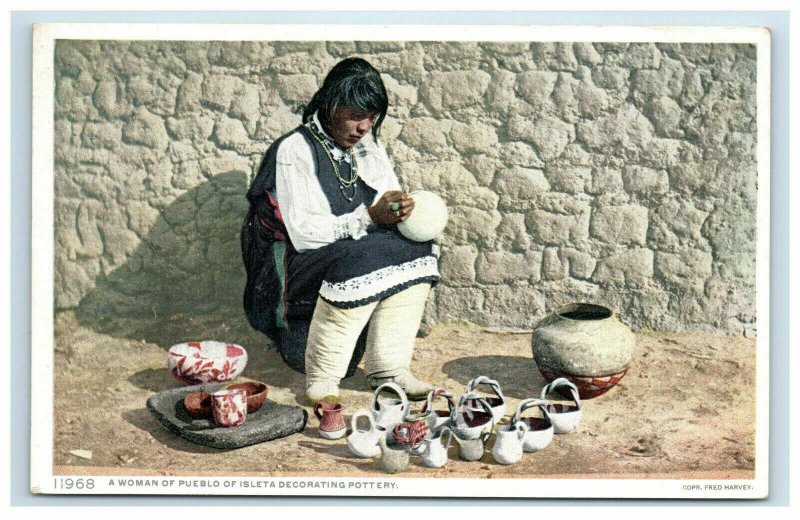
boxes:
[30,22,772,499]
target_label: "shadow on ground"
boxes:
[442,355,545,400]
[75,171,264,350]
[122,408,222,455]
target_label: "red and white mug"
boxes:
[211,388,247,427]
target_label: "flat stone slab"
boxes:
[146,384,308,450]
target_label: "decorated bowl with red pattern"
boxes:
[168,341,248,385]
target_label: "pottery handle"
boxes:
[421,388,455,413]
[350,408,375,433]
[371,381,408,412]
[467,376,505,403]
[541,378,582,410]
[514,420,530,440]
[511,397,549,424]
[313,401,324,420]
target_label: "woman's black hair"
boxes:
[301,57,389,142]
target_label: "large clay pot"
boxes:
[531,302,635,399]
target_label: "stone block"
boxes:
[201,74,245,111]
[165,115,215,141]
[439,245,478,286]
[382,74,418,110]
[399,118,450,154]
[167,141,200,164]
[212,116,251,150]
[436,286,486,323]
[589,167,625,195]
[508,115,574,161]
[93,79,133,119]
[515,71,559,107]
[531,42,578,71]
[476,250,541,284]
[643,96,683,138]
[620,43,662,69]
[464,154,501,186]
[486,69,517,113]
[622,164,669,195]
[573,43,604,65]
[546,165,593,194]
[541,248,564,280]
[231,83,263,123]
[175,72,203,114]
[81,122,121,150]
[591,65,629,91]
[590,204,649,246]
[422,70,491,112]
[449,121,499,155]
[500,142,545,168]
[276,74,319,105]
[492,167,550,200]
[654,248,713,293]
[563,248,597,279]
[631,58,684,101]
[445,206,502,244]
[482,285,547,328]
[446,186,500,211]
[495,213,532,251]
[528,208,590,245]
[648,197,709,250]
[592,248,654,288]
[121,107,169,152]
[701,198,756,281]
[576,104,654,152]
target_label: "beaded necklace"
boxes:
[308,122,360,202]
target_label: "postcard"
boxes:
[30,23,770,498]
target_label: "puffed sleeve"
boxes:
[274,138,373,252]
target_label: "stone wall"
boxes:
[54,40,758,336]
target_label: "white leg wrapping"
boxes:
[364,283,431,375]
[305,297,377,397]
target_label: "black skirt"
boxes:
[286,227,439,318]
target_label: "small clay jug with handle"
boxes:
[420,388,456,433]
[492,420,529,465]
[451,392,495,440]
[465,376,506,422]
[378,435,410,474]
[371,382,409,430]
[347,408,386,458]
[314,400,346,440]
[419,426,454,468]
[540,378,582,434]
[512,398,554,452]
[451,429,490,462]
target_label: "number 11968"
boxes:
[53,478,95,490]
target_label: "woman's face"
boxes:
[326,106,377,148]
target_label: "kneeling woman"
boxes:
[242,58,439,403]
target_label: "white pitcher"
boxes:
[419,426,454,468]
[465,376,506,423]
[420,388,456,433]
[492,420,529,465]
[346,409,386,458]
[450,392,495,440]
[512,398,554,452]
[371,382,410,430]
[540,378,582,434]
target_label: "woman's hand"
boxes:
[368,190,415,225]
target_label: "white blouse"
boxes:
[274,115,401,253]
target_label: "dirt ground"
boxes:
[51,310,756,480]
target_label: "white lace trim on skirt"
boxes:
[319,256,439,303]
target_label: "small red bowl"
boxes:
[183,392,212,419]
[225,381,269,414]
